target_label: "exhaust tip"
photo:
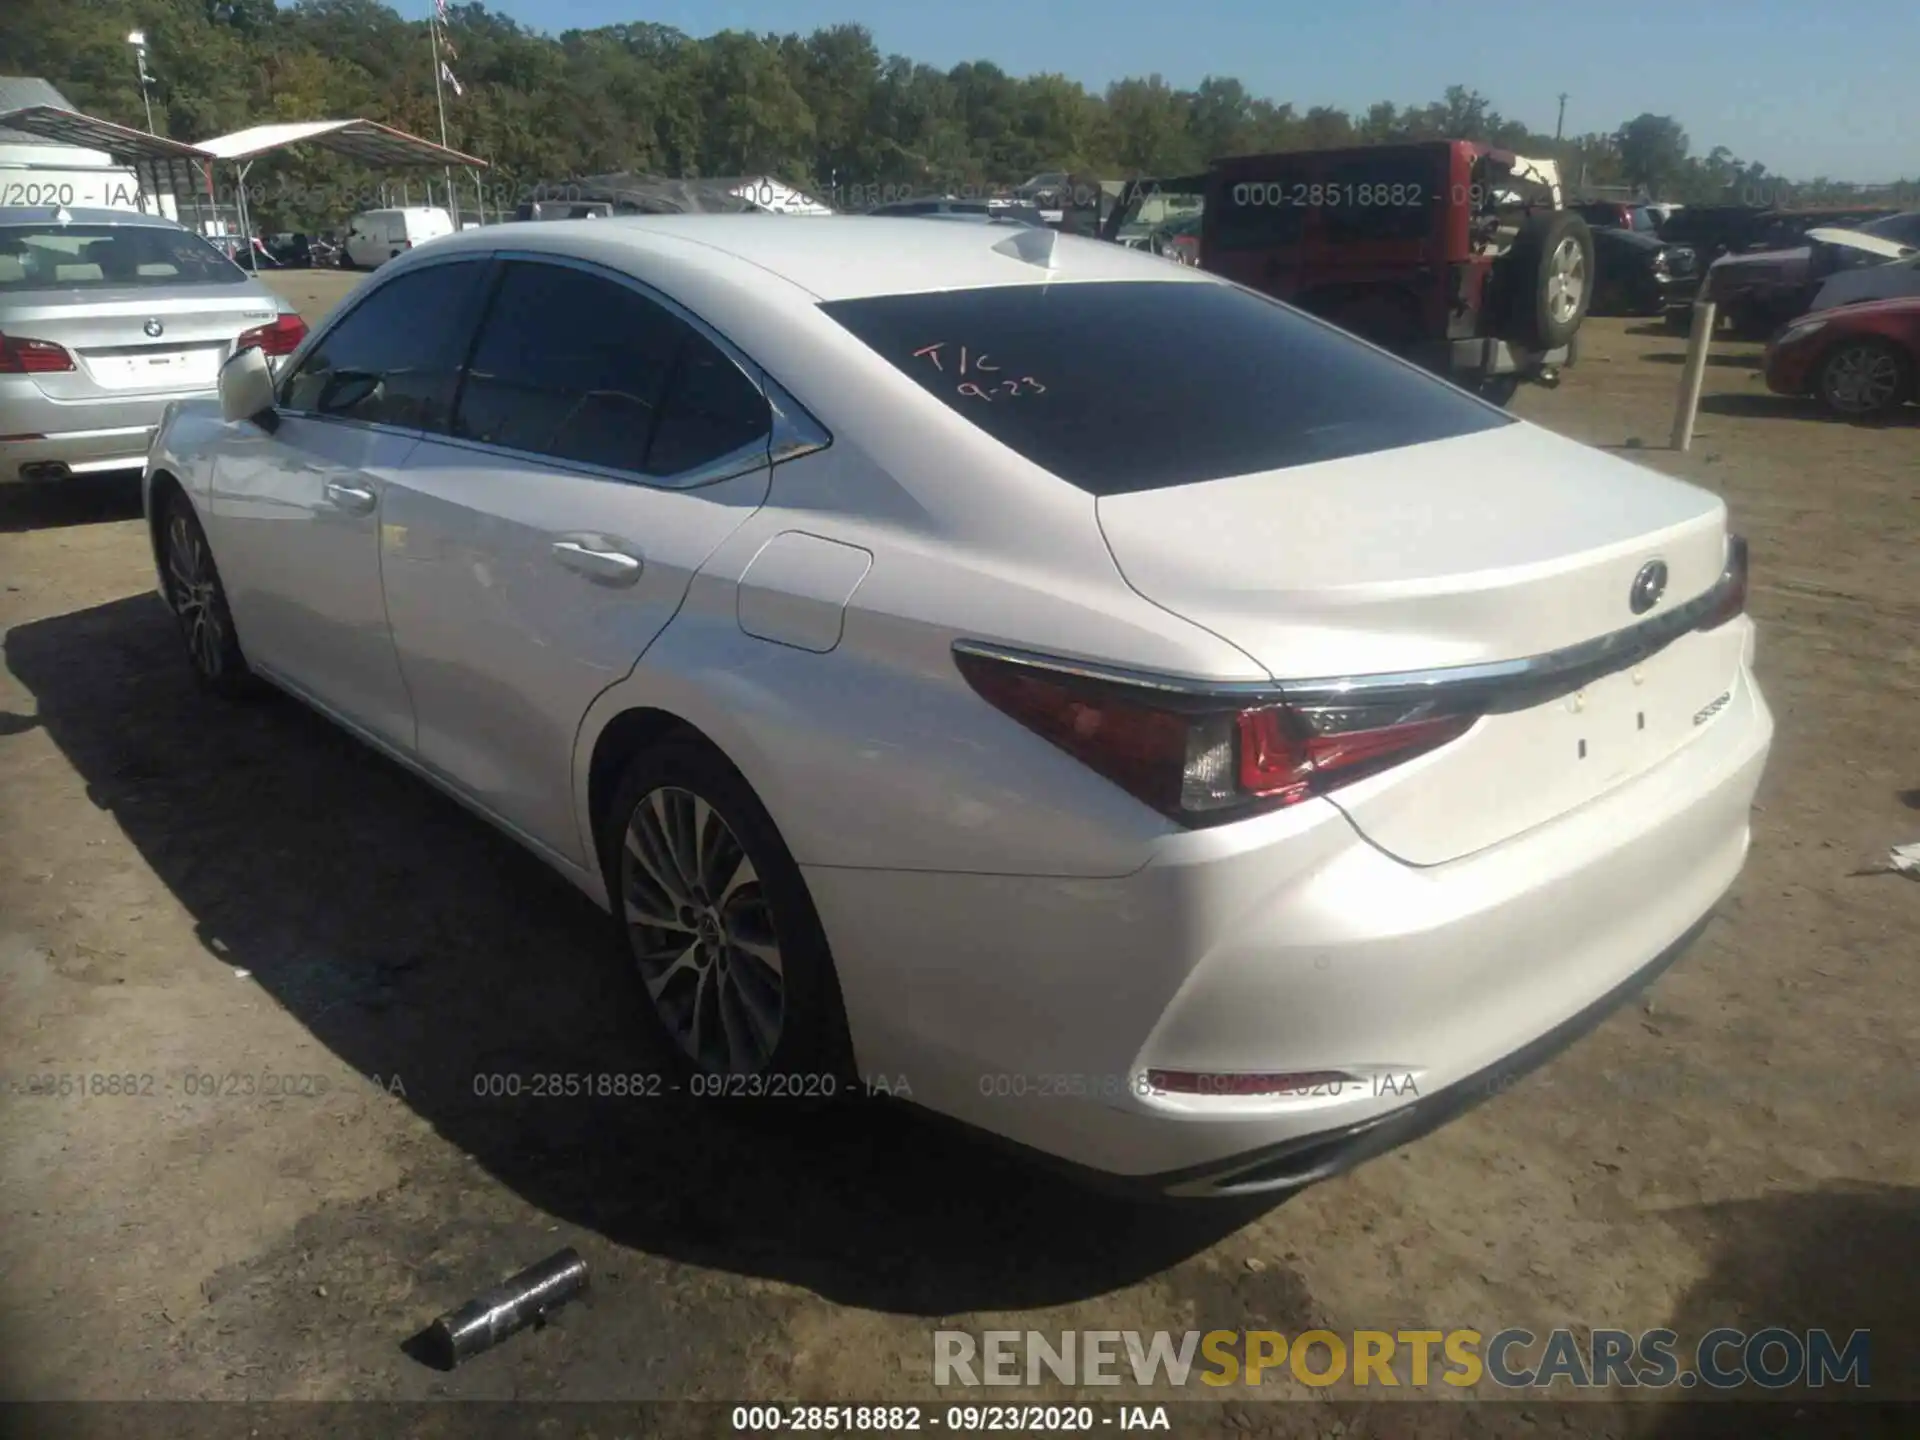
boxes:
[20,461,71,482]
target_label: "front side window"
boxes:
[452,260,771,477]
[0,223,246,291]
[280,259,488,430]
[820,279,1511,496]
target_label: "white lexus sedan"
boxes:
[143,216,1772,1198]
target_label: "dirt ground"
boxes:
[1,268,1915,1433]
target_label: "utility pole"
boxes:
[1555,93,1568,143]
[127,32,157,134]
[428,5,459,225]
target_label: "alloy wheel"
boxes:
[1546,237,1588,325]
[620,785,785,1073]
[1822,345,1902,415]
[166,512,226,679]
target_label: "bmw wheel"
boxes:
[162,494,256,698]
[601,738,853,1095]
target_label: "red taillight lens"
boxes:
[1237,704,1477,803]
[955,650,1478,827]
[952,656,1195,814]
[1695,534,1749,631]
[235,313,308,358]
[0,332,76,374]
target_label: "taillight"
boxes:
[1695,534,1749,631]
[954,649,1478,827]
[0,332,76,374]
[235,313,308,358]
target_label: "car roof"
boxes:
[0,205,186,230]
[417,214,1209,301]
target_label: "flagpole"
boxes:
[429,4,458,225]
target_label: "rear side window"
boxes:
[0,223,244,290]
[453,261,686,469]
[281,259,488,429]
[647,335,772,473]
[452,259,770,476]
[819,280,1510,495]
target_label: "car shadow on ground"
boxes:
[5,593,1275,1318]
[1699,394,1920,426]
[1636,1183,1917,1437]
[0,474,145,535]
[1639,352,1764,370]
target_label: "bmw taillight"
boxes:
[953,648,1479,827]
[235,313,308,358]
[0,331,76,374]
[1695,535,1749,631]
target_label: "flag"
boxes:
[434,0,448,17]
[440,61,463,97]
[439,36,456,59]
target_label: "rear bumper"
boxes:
[1134,912,1711,1198]
[807,655,1771,1195]
[0,423,167,482]
[1,382,209,482]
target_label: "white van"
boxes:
[343,207,455,269]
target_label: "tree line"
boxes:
[5,0,1914,231]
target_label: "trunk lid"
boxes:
[1095,421,1743,864]
[1,287,281,399]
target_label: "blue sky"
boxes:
[471,0,1915,183]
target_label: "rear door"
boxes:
[381,254,775,864]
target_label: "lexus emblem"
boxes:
[143,318,164,338]
[1630,560,1669,614]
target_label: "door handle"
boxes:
[551,540,643,586]
[324,481,376,515]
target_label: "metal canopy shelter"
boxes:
[0,107,490,270]
[0,104,216,229]
[194,118,485,168]
[195,119,490,271]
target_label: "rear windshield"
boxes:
[0,223,246,290]
[819,279,1510,495]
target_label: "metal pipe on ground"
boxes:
[422,1247,589,1369]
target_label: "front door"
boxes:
[205,256,491,746]
[380,255,776,863]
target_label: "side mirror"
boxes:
[220,344,278,428]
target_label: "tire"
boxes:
[1495,211,1594,350]
[598,738,854,1098]
[1814,338,1913,419]
[160,493,257,699]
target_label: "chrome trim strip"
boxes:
[271,248,835,485]
[410,430,769,491]
[766,376,833,466]
[954,549,1743,708]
